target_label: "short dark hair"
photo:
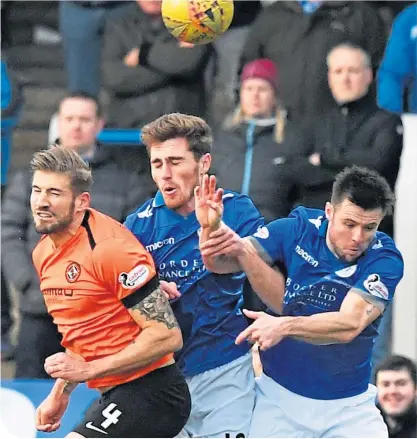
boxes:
[141,113,212,160]
[59,91,103,118]
[331,166,395,215]
[31,146,93,195]
[375,355,417,387]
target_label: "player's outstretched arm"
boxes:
[90,278,182,378]
[236,289,383,350]
[200,228,286,313]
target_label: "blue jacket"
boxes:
[377,4,417,113]
[1,60,23,185]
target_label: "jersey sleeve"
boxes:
[249,216,301,265]
[225,194,264,237]
[92,235,157,301]
[352,253,404,311]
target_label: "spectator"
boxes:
[210,1,262,123]
[240,0,387,121]
[280,43,403,238]
[1,57,23,362]
[59,0,132,96]
[375,355,417,438]
[212,58,292,223]
[377,3,417,114]
[102,0,211,129]
[1,92,150,378]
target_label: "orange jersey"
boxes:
[32,208,173,389]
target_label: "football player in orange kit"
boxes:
[30,146,190,438]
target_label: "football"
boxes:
[162,0,234,45]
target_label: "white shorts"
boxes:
[249,373,388,438]
[177,352,256,438]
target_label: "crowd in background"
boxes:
[1,1,416,437]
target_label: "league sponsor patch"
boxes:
[119,265,149,289]
[363,274,389,300]
[253,226,269,239]
[335,265,357,278]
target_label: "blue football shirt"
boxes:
[124,190,264,377]
[251,206,404,400]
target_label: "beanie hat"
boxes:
[240,58,278,90]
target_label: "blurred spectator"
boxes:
[375,355,417,438]
[210,1,262,123]
[212,58,294,313]
[1,92,150,378]
[240,0,387,121]
[212,58,292,223]
[280,43,403,237]
[59,0,132,96]
[102,0,211,129]
[1,56,23,362]
[377,3,417,114]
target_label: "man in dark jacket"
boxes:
[102,0,211,128]
[375,355,417,438]
[240,1,387,121]
[1,92,151,378]
[281,43,403,237]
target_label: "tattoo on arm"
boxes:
[131,287,180,330]
[366,305,375,316]
[62,380,74,394]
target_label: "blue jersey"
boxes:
[252,206,404,400]
[124,190,264,377]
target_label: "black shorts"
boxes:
[73,364,191,438]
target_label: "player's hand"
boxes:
[235,310,286,350]
[124,47,140,67]
[308,153,321,166]
[35,394,69,432]
[160,280,181,300]
[44,352,93,382]
[199,223,244,258]
[195,174,224,231]
[179,41,195,48]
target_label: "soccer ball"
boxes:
[162,0,234,45]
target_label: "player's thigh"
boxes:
[187,353,256,438]
[322,402,388,438]
[73,365,191,438]
[249,380,314,438]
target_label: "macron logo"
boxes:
[295,245,319,267]
[146,237,175,252]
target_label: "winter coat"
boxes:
[279,93,403,236]
[377,3,417,113]
[102,3,211,128]
[212,111,293,222]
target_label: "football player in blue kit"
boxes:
[124,113,265,438]
[198,165,404,438]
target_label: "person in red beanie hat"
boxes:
[212,57,295,307]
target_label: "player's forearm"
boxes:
[281,312,360,345]
[238,248,285,314]
[50,379,78,399]
[89,326,181,378]
[200,227,241,274]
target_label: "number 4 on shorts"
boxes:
[85,403,122,435]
